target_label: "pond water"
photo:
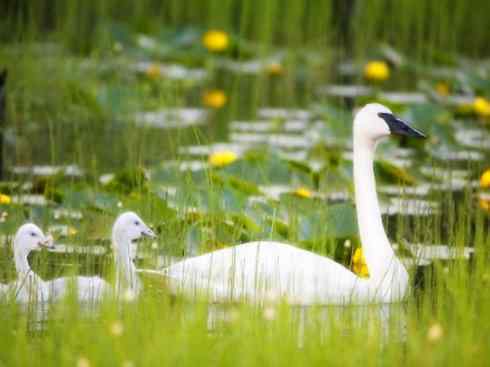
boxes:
[1,39,489,315]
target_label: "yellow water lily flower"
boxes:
[68,227,78,236]
[480,169,490,189]
[473,97,490,118]
[352,247,369,278]
[266,62,284,76]
[479,198,490,212]
[363,60,390,82]
[435,82,450,97]
[0,193,12,205]
[202,30,229,52]
[294,187,312,199]
[145,64,161,79]
[202,89,227,109]
[209,151,238,168]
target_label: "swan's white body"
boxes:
[163,104,424,305]
[48,276,111,303]
[166,241,371,304]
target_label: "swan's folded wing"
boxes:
[165,241,368,304]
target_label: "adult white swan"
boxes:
[161,103,426,305]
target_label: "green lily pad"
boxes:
[375,159,416,185]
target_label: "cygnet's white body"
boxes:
[48,275,110,303]
[163,104,426,305]
[49,212,155,302]
[110,212,156,298]
[6,223,52,305]
[4,212,155,305]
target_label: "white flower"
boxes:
[123,289,136,302]
[263,306,277,321]
[110,320,124,336]
[77,357,91,367]
[427,322,444,342]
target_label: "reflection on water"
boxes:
[207,302,408,347]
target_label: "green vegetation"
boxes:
[1,1,490,366]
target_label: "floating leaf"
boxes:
[375,159,416,185]
[404,103,454,146]
[104,167,149,194]
[325,203,358,238]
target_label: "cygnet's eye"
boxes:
[134,221,140,226]
[30,232,37,237]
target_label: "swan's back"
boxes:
[49,276,111,302]
[4,275,49,305]
[166,241,370,304]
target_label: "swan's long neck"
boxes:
[112,231,141,296]
[14,246,34,277]
[353,132,397,283]
[13,243,45,295]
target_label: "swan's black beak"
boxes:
[378,112,426,139]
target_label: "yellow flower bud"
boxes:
[266,62,284,76]
[363,61,390,82]
[293,187,312,199]
[145,64,161,79]
[202,30,229,52]
[427,322,444,343]
[209,151,238,168]
[435,82,450,97]
[352,248,369,278]
[202,89,227,109]
[480,198,490,212]
[473,97,490,118]
[0,194,12,205]
[480,169,490,189]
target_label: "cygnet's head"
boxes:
[354,103,426,143]
[112,211,156,245]
[13,223,54,253]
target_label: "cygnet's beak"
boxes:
[378,112,426,139]
[39,234,55,249]
[142,227,157,239]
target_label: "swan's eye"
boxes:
[134,221,140,226]
[30,232,37,237]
